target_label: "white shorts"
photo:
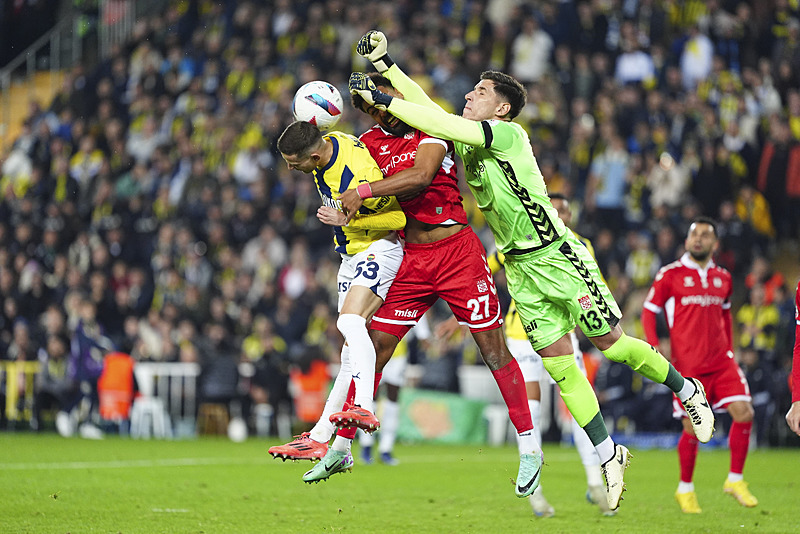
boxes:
[506,332,586,384]
[337,236,404,312]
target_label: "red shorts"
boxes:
[371,226,502,339]
[672,358,751,418]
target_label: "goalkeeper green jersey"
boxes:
[384,66,568,257]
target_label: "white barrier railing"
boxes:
[133,362,200,438]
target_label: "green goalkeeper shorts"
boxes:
[503,233,622,352]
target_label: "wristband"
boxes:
[373,54,394,73]
[373,90,393,108]
[356,183,374,199]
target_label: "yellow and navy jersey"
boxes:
[490,230,598,341]
[313,132,406,255]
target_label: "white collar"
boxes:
[680,252,715,273]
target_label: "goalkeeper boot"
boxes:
[302,449,354,484]
[330,405,380,432]
[530,487,555,517]
[600,444,631,511]
[587,484,617,516]
[515,452,543,498]
[268,432,328,461]
[681,378,715,443]
[723,480,758,507]
[675,490,702,513]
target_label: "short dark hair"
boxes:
[351,72,393,112]
[480,71,527,119]
[691,216,718,237]
[549,192,569,202]
[277,121,323,157]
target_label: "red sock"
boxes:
[490,359,533,433]
[678,429,699,483]
[729,421,751,475]
[336,380,358,440]
[373,372,382,398]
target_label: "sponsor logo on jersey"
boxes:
[477,279,488,293]
[578,295,592,310]
[380,150,417,175]
[394,309,419,318]
[683,276,695,287]
[321,195,341,210]
[680,294,725,307]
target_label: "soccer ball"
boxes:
[292,80,343,130]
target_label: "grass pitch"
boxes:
[1,433,797,533]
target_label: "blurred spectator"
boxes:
[33,334,73,432]
[737,283,780,364]
[680,25,714,90]
[744,256,785,305]
[585,131,629,234]
[735,183,776,254]
[509,15,553,84]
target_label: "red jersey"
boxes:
[792,281,800,402]
[642,253,734,376]
[358,125,468,225]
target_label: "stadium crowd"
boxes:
[0,0,798,444]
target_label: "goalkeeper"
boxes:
[349,30,716,512]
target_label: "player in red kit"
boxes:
[271,73,542,497]
[785,281,800,435]
[642,217,757,513]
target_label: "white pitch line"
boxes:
[0,457,271,471]
[0,449,581,471]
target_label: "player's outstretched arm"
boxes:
[340,142,446,223]
[356,30,444,113]
[349,73,485,147]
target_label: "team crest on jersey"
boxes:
[367,254,375,261]
[713,277,722,288]
[477,279,488,293]
[404,132,414,139]
[379,145,390,155]
[683,276,695,287]
[436,207,443,214]
[578,295,592,310]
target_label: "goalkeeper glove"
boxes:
[357,30,394,73]
[349,72,393,110]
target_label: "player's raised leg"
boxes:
[330,239,403,432]
[268,346,355,461]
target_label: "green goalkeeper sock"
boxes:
[541,354,601,428]
[602,333,677,386]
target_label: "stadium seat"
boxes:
[130,397,173,439]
